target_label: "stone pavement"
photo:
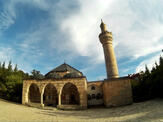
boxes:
[0,99,163,122]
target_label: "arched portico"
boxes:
[28,83,41,103]
[22,78,88,109]
[61,82,80,105]
[43,83,58,107]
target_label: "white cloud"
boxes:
[0,46,33,72]
[60,0,114,63]
[0,10,15,32]
[5,0,162,64]
[0,47,14,62]
[0,0,51,33]
[59,0,163,64]
[1,0,163,77]
[104,0,163,59]
[9,0,50,11]
[96,75,106,81]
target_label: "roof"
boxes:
[45,63,83,77]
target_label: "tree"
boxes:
[159,56,163,67]
[0,61,30,102]
[131,55,163,102]
[2,61,5,69]
[14,64,18,72]
[145,65,150,76]
[30,69,44,79]
[8,60,12,72]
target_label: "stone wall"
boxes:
[103,77,133,107]
[87,81,103,106]
[87,81,103,87]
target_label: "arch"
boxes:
[28,83,41,103]
[61,82,80,105]
[91,85,96,90]
[96,93,103,100]
[43,83,58,106]
[88,84,97,91]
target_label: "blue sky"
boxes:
[0,0,163,81]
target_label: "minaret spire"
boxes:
[101,19,103,23]
[99,20,119,79]
[100,19,107,32]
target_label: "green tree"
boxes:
[8,60,12,72]
[30,69,44,79]
[14,64,18,72]
[2,61,5,69]
[0,62,30,103]
[131,54,163,102]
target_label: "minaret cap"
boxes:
[100,19,107,32]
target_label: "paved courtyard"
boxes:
[0,99,163,122]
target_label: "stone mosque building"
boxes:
[22,21,133,110]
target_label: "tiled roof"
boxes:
[45,63,83,77]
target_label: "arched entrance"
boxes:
[43,83,58,106]
[61,82,80,105]
[28,83,41,103]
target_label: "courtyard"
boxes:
[0,99,163,122]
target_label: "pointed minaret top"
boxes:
[101,19,103,23]
[100,19,107,32]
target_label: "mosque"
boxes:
[22,21,133,110]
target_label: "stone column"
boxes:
[99,20,119,79]
[57,87,62,109]
[22,81,29,105]
[79,90,87,109]
[41,93,44,107]
[22,82,26,105]
[58,94,61,105]
[40,86,44,107]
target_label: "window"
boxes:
[92,94,96,99]
[91,86,95,90]
[96,93,102,100]
[87,94,91,100]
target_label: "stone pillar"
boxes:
[57,87,62,109]
[22,83,26,105]
[40,86,44,107]
[99,20,119,79]
[22,81,28,105]
[58,91,61,106]
[40,93,44,107]
[79,90,87,109]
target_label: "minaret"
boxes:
[99,20,119,79]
